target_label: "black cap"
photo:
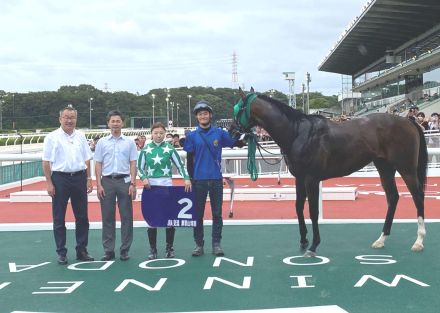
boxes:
[193,100,213,115]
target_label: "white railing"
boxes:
[2,146,440,179]
[0,127,195,147]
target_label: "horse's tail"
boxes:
[416,124,428,192]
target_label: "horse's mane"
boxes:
[258,95,305,120]
[258,94,325,121]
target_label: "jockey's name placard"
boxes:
[141,186,197,227]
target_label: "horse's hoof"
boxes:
[411,243,424,252]
[303,250,316,258]
[300,240,309,251]
[371,241,385,249]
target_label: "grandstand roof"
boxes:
[318,0,440,76]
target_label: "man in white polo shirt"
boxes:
[42,105,94,265]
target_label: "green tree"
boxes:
[0,85,340,133]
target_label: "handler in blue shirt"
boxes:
[184,100,236,256]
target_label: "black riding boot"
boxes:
[165,227,175,258]
[147,228,157,260]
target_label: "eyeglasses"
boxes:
[61,116,77,121]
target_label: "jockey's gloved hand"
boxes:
[228,128,241,139]
[234,133,249,148]
[228,121,244,139]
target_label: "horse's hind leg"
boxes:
[295,178,309,250]
[400,172,425,252]
[372,160,399,249]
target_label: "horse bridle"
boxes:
[233,92,257,134]
[233,92,284,166]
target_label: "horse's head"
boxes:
[232,87,258,134]
[228,119,243,140]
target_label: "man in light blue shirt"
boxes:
[94,110,138,261]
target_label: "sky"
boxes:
[0,0,367,96]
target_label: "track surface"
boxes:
[1,176,439,223]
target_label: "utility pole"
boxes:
[305,72,311,115]
[282,72,296,108]
[232,51,239,89]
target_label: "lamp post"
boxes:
[166,95,170,126]
[176,103,180,127]
[12,93,15,130]
[151,94,156,124]
[0,97,3,130]
[171,102,174,125]
[89,97,93,129]
[187,94,192,127]
[305,72,311,115]
[301,83,305,111]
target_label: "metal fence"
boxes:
[0,160,43,184]
[2,138,440,185]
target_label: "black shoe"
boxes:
[57,255,68,265]
[120,252,130,261]
[101,252,115,261]
[76,251,94,261]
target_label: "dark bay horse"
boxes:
[232,88,427,257]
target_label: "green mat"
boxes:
[0,223,439,313]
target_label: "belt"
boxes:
[53,170,85,177]
[103,174,129,179]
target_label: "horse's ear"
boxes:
[250,87,255,93]
[239,87,246,101]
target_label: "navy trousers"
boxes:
[193,179,223,246]
[51,171,90,256]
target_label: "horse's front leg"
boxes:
[295,178,308,250]
[304,178,321,257]
[371,163,398,249]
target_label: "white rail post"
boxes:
[318,181,323,220]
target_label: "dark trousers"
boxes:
[51,171,89,256]
[100,177,133,254]
[193,179,223,246]
[147,227,175,249]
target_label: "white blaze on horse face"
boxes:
[411,216,425,252]
[371,232,387,249]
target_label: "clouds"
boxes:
[0,0,365,95]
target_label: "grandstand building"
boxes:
[319,0,440,116]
